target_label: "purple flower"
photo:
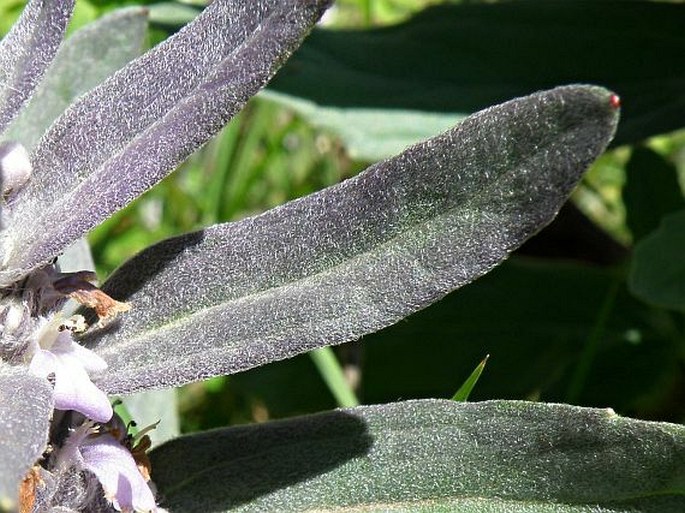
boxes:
[56,420,156,512]
[27,318,112,423]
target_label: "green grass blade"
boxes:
[452,354,489,402]
[309,347,360,408]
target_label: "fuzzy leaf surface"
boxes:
[83,85,619,394]
[0,0,74,135]
[0,0,331,286]
[0,364,53,511]
[225,258,678,420]
[269,0,684,159]
[4,7,149,150]
[149,399,685,512]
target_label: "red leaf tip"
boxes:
[609,94,621,109]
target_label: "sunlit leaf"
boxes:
[150,399,685,512]
[83,85,619,395]
[0,0,331,286]
[4,6,149,150]
[0,363,53,511]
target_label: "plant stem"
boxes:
[310,346,360,407]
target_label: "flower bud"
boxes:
[0,141,32,195]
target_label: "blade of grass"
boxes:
[360,0,372,26]
[222,101,278,220]
[202,117,243,225]
[309,347,360,408]
[451,354,489,402]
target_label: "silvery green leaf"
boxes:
[0,0,332,286]
[0,363,53,511]
[148,2,202,28]
[57,238,95,274]
[84,85,619,395]
[149,399,685,512]
[0,0,74,135]
[57,237,96,316]
[120,388,180,447]
[260,90,464,161]
[4,6,149,150]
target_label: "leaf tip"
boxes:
[609,93,621,110]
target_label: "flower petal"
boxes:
[32,332,112,422]
[0,0,74,135]
[81,434,156,513]
[1,0,331,286]
[27,347,57,378]
[68,340,108,374]
[51,352,112,422]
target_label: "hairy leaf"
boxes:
[150,399,685,512]
[0,363,53,511]
[226,258,678,421]
[268,0,685,159]
[0,0,74,135]
[629,209,685,311]
[83,85,620,394]
[4,7,149,150]
[0,0,332,286]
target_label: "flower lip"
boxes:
[58,420,157,513]
[28,318,112,422]
[80,433,157,512]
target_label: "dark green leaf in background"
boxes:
[268,0,685,159]
[360,259,680,419]
[629,209,685,311]
[623,146,684,242]
[151,400,685,512]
